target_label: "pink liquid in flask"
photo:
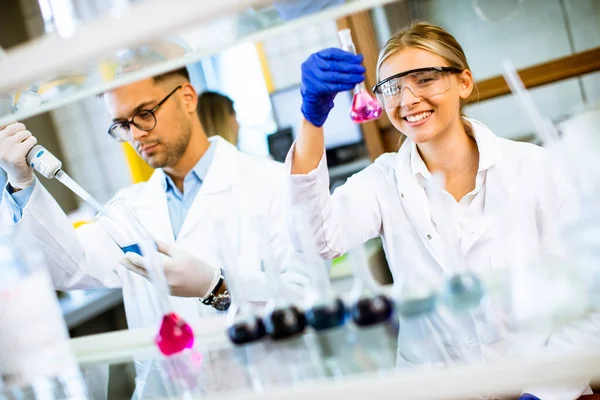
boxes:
[351,90,383,123]
[338,28,383,124]
[155,312,195,356]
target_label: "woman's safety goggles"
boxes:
[372,66,463,109]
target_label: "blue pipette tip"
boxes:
[121,243,142,256]
[351,294,394,326]
[264,305,307,340]
[396,293,437,318]
[305,298,347,331]
[442,272,484,312]
[227,317,267,345]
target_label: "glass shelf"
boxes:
[0,0,395,126]
[71,317,600,399]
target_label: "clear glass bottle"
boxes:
[256,220,318,385]
[0,227,89,399]
[337,29,382,124]
[221,240,268,392]
[345,244,397,372]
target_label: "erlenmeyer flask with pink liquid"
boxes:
[338,28,382,124]
[96,199,195,356]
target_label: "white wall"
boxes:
[51,98,132,204]
[382,0,600,140]
[262,19,340,90]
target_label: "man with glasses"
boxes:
[0,68,309,330]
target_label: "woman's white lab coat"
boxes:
[0,137,309,330]
[287,118,598,399]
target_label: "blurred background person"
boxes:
[198,91,240,146]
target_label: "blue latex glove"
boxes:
[300,48,366,127]
[519,394,541,400]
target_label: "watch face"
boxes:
[214,294,231,312]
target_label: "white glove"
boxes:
[119,240,221,298]
[0,122,36,190]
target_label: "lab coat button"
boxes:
[469,231,475,237]
[400,193,404,198]
[426,234,432,240]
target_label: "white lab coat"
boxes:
[287,118,598,399]
[0,137,309,331]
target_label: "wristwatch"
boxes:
[201,270,231,311]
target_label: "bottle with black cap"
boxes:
[257,219,317,385]
[346,243,398,372]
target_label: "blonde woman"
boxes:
[288,22,594,399]
[198,91,240,145]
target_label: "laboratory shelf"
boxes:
[0,0,396,127]
[70,318,600,399]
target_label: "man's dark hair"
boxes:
[153,67,190,84]
[96,67,191,98]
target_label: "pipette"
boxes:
[502,59,593,330]
[501,59,559,146]
[425,173,484,312]
[25,144,107,215]
[337,29,382,124]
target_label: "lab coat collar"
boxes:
[160,140,216,197]
[409,117,503,184]
[394,118,510,271]
[131,136,240,243]
[174,136,240,240]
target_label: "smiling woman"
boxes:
[286,20,595,400]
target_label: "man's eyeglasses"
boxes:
[108,86,182,142]
[372,67,462,109]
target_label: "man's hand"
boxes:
[119,240,220,298]
[0,122,36,190]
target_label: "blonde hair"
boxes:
[198,91,237,145]
[377,22,474,148]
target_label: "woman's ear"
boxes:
[458,69,474,100]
